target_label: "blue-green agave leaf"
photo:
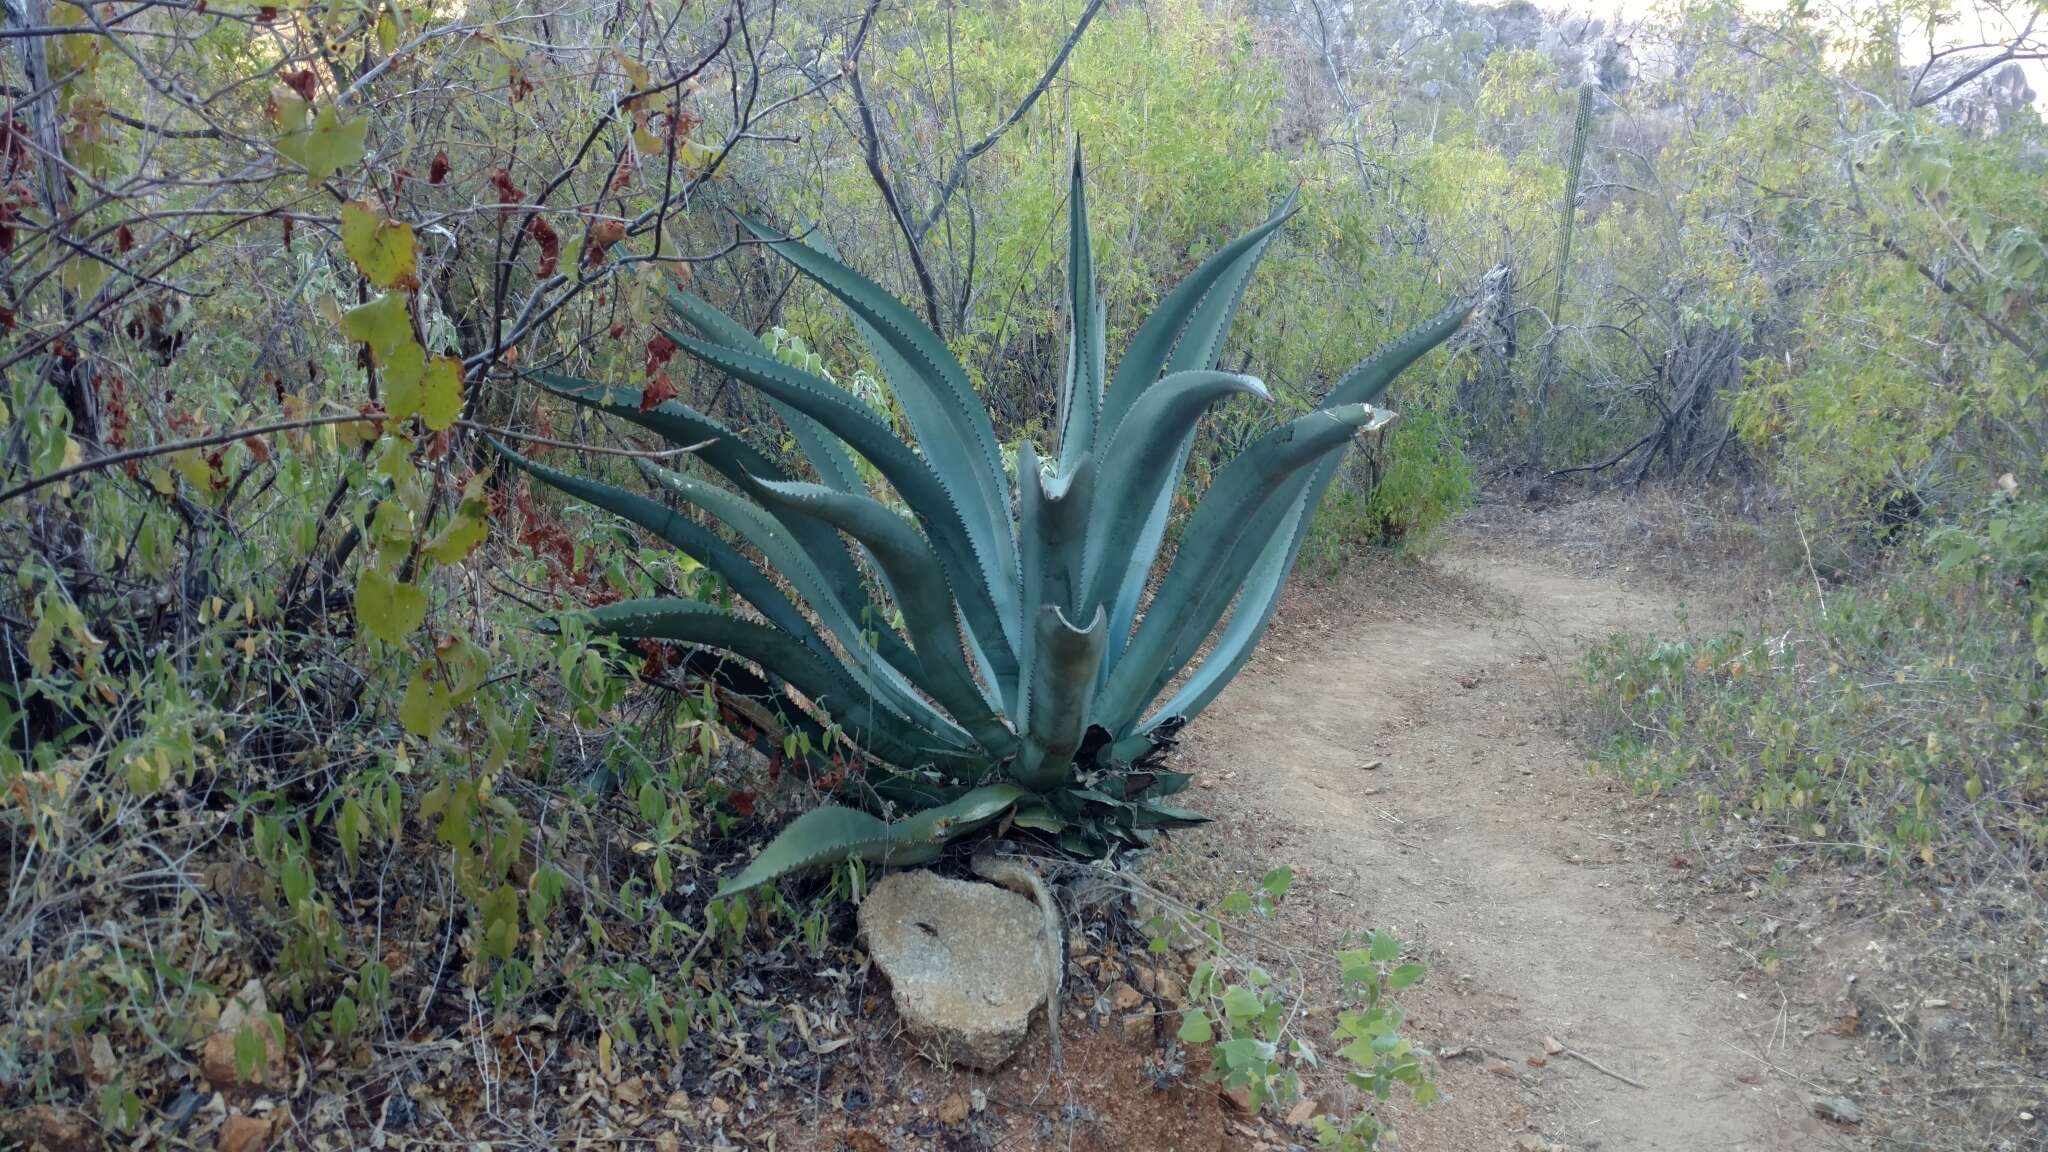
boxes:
[736,216,1018,604]
[1014,605,1109,790]
[664,332,1022,689]
[634,461,962,747]
[1098,403,1391,730]
[1139,297,1475,728]
[750,477,1018,757]
[1057,146,1108,473]
[717,783,1028,896]
[717,805,894,897]
[1142,477,1316,730]
[1097,197,1298,446]
[491,440,832,662]
[1322,295,1473,411]
[664,287,869,498]
[1080,370,1268,612]
[1161,187,1300,378]
[532,372,887,637]
[563,599,973,771]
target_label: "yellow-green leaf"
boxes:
[343,292,413,358]
[382,341,429,421]
[60,253,109,297]
[277,104,367,183]
[423,495,489,564]
[368,498,414,568]
[418,357,462,431]
[341,201,417,288]
[355,568,426,644]
[399,671,454,737]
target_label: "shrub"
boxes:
[1583,504,2048,872]
[506,153,1475,893]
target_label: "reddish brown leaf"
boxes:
[255,4,276,20]
[429,150,450,184]
[524,214,560,278]
[115,223,134,253]
[639,372,677,411]
[489,169,524,219]
[585,219,626,268]
[243,435,271,465]
[0,119,29,169]
[281,215,293,251]
[281,68,317,102]
[643,331,677,377]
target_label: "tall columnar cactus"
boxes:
[499,151,1472,894]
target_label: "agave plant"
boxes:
[498,152,1471,896]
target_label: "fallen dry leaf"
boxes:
[939,1091,970,1126]
[217,1112,278,1152]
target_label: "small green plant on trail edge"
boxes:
[1146,867,1432,1150]
[500,147,1474,894]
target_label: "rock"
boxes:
[1360,759,1383,771]
[1156,970,1186,1005]
[858,870,1055,1071]
[1135,966,1157,996]
[1121,1013,1154,1045]
[1914,1006,1971,1064]
[1111,982,1146,1011]
[87,1033,117,1082]
[1809,1095,1863,1125]
[1541,1035,1565,1055]
[1223,1086,1255,1114]
[216,979,269,1037]
[1485,1056,1517,1079]
[217,1112,277,1152]
[201,1026,287,1091]
[2,1105,90,1152]
[1284,1097,1323,1127]
[200,1034,236,1085]
[202,981,286,1092]
[938,1092,971,1126]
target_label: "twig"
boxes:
[467,423,713,460]
[1796,517,1828,620]
[1,415,712,506]
[1562,1045,1646,1089]
[847,0,945,333]
[0,413,379,506]
[913,0,1108,241]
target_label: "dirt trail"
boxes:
[1179,537,1827,1151]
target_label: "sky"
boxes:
[1526,0,2045,105]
